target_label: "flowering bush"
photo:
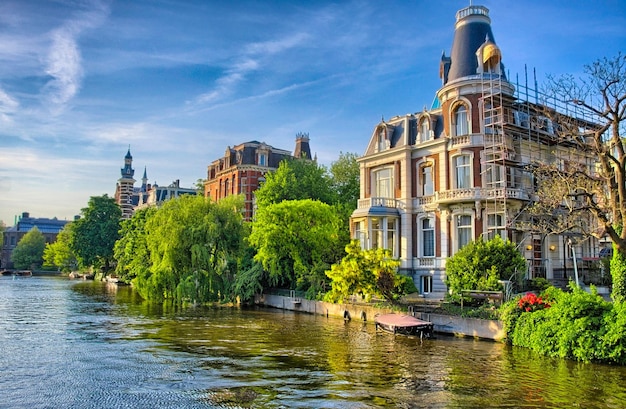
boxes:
[517,292,551,312]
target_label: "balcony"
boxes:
[357,197,400,209]
[413,187,531,209]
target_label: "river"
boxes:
[1,276,625,409]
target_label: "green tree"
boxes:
[134,194,245,303]
[71,194,122,273]
[445,235,526,302]
[329,151,360,208]
[113,207,156,283]
[43,224,78,273]
[11,227,46,269]
[325,240,414,303]
[254,159,334,208]
[249,199,341,296]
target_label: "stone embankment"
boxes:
[254,293,504,341]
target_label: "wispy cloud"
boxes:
[41,0,110,114]
[188,32,310,107]
[0,87,19,124]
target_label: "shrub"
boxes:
[503,284,626,364]
[445,235,526,303]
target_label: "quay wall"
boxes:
[254,294,505,341]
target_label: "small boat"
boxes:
[375,313,434,338]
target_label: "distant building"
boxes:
[136,179,197,210]
[1,212,69,269]
[204,133,312,221]
[114,148,195,218]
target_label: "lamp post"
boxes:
[567,238,580,287]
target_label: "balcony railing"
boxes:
[357,197,399,209]
[413,187,531,208]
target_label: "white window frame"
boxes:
[453,154,472,189]
[373,167,394,198]
[421,164,434,196]
[487,212,506,240]
[455,213,473,252]
[366,216,398,257]
[420,216,435,257]
[484,153,504,188]
[421,275,433,294]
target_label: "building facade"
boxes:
[204,134,312,221]
[1,212,69,269]
[351,5,602,297]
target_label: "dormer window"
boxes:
[258,153,267,166]
[419,118,432,143]
[376,128,388,152]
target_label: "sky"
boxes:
[0,0,624,226]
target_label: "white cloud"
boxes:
[41,0,110,114]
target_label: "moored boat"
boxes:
[375,313,434,338]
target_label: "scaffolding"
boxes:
[480,65,603,278]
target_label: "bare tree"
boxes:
[528,53,626,253]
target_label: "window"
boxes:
[454,155,471,189]
[454,105,469,136]
[485,154,503,187]
[419,119,430,143]
[421,217,435,257]
[258,153,267,166]
[387,219,396,256]
[367,217,398,257]
[374,168,393,198]
[421,165,434,196]
[456,214,472,250]
[421,275,433,294]
[487,213,506,240]
[354,221,366,248]
[377,129,387,152]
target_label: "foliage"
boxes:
[527,54,626,257]
[0,220,5,248]
[249,199,341,294]
[71,194,121,272]
[502,284,626,364]
[445,235,526,302]
[113,207,156,283]
[611,241,626,302]
[329,151,360,208]
[254,159,334,208]
[132,195,245,303]
[324,240,413,303]
[11,227,46,269]
[528,277,552,292]
[43,224,78,273]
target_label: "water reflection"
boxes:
[2,277,626,409]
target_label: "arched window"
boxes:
[453,105,469,136]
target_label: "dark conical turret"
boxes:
[441,5,504,85]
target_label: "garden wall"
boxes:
[254,294,505,341]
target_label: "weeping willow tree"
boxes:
[130,194,245,303]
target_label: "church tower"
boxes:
[115,148,136,219]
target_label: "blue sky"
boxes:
[0,0,624,226]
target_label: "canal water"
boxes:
[1,276,626,409]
